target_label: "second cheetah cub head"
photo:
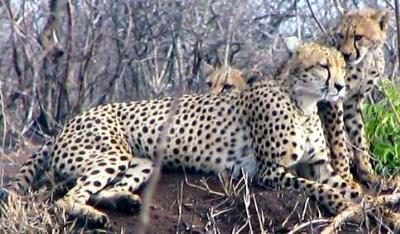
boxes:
[203,65,262,94]
[335,8,390,64]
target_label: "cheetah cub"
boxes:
[204,64,262,94]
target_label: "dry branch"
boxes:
[321,193,400,234]
[333,0,345,15]
[305,0,326,33]
[135,98,180,234]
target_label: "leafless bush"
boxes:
[0,0,397,151]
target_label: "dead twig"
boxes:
[288,219,330,234]
[333,0,345,15]
[321,193,400,233]
[135,98,180,234]
[252,194,266,234]
[305,0,326,33]
[176,181,184,233]
[281,199,301,228]
[184,173,226,197]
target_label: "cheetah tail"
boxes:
[7,140,53,195]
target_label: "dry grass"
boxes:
[0,192,71,233]
[0,188,113,233]
[1,171,399,233]
[184,170,317,233]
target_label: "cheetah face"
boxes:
[204,65,248,94]
[286,38,347,103]
[335,9,390,65]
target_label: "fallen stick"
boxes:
[287,192,400,234]
[321,192,400,234]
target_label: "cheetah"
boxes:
[206,9,394,192]
[0,39,370,227]
[204,64,260,94]
[319,8,391,190]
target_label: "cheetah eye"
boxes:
[354,35,363,41]
[223,84,234,90]
[206,82,212,87]
[318,63,329,69]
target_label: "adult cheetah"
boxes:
[1,39,367,227]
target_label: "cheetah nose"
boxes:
[334,83,344,92]
[342,53,350,61]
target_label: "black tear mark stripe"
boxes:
[353,29,360,59]
[324,66,331,92]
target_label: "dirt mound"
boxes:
[1,152,364,233]
[109,172,312,233]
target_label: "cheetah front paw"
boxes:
[90,191,141,214]
[55,197,109,227]
[113,193,141,214]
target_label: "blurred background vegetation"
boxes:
[364,80,400,175]
[0,0,398,174]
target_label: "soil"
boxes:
[0,150,366,234]
[109,172,315,234]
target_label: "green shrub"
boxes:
[363,80,400,175]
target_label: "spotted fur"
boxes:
[320,8,390,190]
[1,41,363,225]
[204,9,391,192]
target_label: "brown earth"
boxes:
[109,172,316,234]
[0,150,365,233]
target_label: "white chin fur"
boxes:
[325,95,341,102]
[348,53,366,65]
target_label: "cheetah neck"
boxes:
[345,47,384,98]
[290,80,320,115]
[291,93,319,115]
[274,72,319,115]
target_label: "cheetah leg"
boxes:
[255,163,399,231]
[257,161,353,214]
[0,142,52,217]
[318,101,353,182]
[89,157,154,214]
[307,158,364,202]
[55,153,131,226]
[322,198,400,233]
[378,208,400,232]
[306,161,400,233]
[343,97,381,191]
[302,106,364,201]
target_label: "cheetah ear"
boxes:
[242,67,262,84]
[372,8,391,31]
[284,37,301,54]
[202,63,215,77]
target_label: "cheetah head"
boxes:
[204,64,248,94]
[334,8,390,65]
[284,37,347,109]
[204,64,262,94]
